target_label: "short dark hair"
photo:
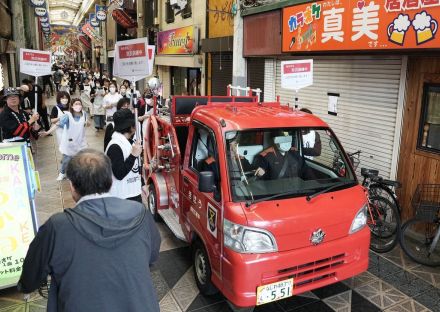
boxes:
[117,98,131,110]
[56,91,71,105]
[66,149,113,197]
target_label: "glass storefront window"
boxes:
[418,84,440,154]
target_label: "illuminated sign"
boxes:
[157,25,198,55]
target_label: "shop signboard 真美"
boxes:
[282,0,440,52]
[157,25,199,55]
[0,143,39,289]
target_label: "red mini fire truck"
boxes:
[142,95,370,310]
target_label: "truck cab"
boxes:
[143,97,369,310]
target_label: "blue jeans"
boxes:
[94,115,105,129]
[60,154,72,174]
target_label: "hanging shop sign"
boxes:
[29,0,45,7]
[281,59,313,91]
[157,25,198,55]
[113,37,152,80]
[20,49,52,77]
[282,0,440,52]
[112,9,137,28]
[81,23,103,45]
[0,143,39,290]
[89,14,100,28]
[34,7,47,17]
[39,17,48,23]
[41,22,49,28]
[96,5,107,21]
[79,35,91,49]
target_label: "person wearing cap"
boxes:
[105,108,143,202]
[0,87,40,145]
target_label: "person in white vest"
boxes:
[49,91,71,145]
[105,109,143,202]
[300,108,322,159]
[41,98,89,181]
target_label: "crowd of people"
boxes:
[0,64,161,311]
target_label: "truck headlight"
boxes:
[224,219,277,253]
[349,204,368,234]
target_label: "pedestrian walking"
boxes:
[92,80,106,131]
[49,91,71,144]
[18,149,161,312]
[41,98,89,181]
[105,109,143,202]
[102,82,122,125]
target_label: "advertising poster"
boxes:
[157,26,198,55]
[0,143,38,289]
[282,0,440,52]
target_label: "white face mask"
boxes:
[145,98,152,105]
[277,142,291,153]
[109,87,116,94]
[96,84,101,88]
[73,106,82,113]
[60,98,69,105]
[120,89,126,94]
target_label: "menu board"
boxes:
[0,143,38,289]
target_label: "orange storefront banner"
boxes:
[282,0,440,52]
[157,26,199,55]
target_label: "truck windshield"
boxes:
[225,128,357,203]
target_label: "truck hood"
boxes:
[242,185,367,252]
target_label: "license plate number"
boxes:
[256,278,293,305]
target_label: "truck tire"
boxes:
[227,301,255,312]
[147,184,161,222]
[192,240,218,296]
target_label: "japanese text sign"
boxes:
[20,49,52,77]
[0,143,38,289]
[81,23,103,45]
[157,26,198,55]
[281,59,314,91]
[114,37,152,81]
[282,0,440,52]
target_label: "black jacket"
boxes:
[18,195,161,312]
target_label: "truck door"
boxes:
[182,123,222,278]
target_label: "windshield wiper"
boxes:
[306,181,356,202]
[246,189,309,207]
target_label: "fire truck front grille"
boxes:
[262,253,346,291]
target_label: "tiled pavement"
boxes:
[1,96,439,311]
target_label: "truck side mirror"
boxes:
[198,171,215,193]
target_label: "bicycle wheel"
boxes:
[369,184,401,215]
[400,218,440,267]
[368,195,401,253]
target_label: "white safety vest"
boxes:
[59,112,87,156]
[105,131,141,199]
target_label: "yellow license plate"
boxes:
[256,278,293,305]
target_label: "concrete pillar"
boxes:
[232,1,247,88]
[11,0,27,84]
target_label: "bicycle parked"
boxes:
[400,184,440,266]
[335,150,402,253]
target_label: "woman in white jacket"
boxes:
[41,98,89,181]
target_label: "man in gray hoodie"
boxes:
[18,149,161,312]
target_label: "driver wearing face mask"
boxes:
[254,133,305,180]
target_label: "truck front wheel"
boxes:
[192,240,218,296]
[147,184,161,222]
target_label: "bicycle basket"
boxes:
[412,184,440,221]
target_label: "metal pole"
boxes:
[132,77,140,143]
[34,76,39,112]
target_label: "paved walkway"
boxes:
[0,96,439,311]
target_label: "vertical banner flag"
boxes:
[96,5,107,22]
[89,14,100,28]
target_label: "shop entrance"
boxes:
[171,67,201,95]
